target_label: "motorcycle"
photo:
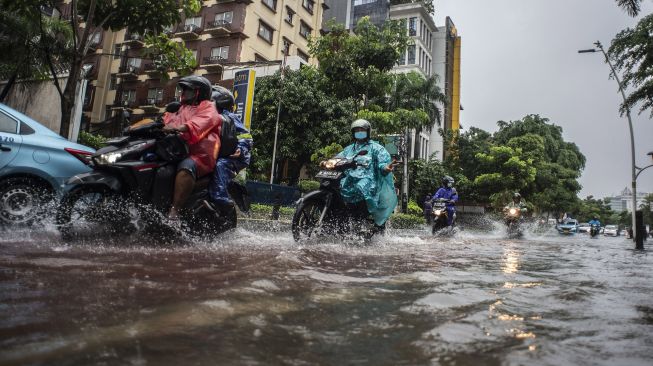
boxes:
[292,150,378,242]
[504,206,523,238]
[589,224,600,238]
[431,198,455,235]
[56,116,246,241]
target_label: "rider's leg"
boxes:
[169,158,196,219]
[209,158,236,205]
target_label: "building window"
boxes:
[184,16,202,31]
[407,45,415,64]
[122,89,136,104]
[191,50,198,61]
[302,0,314,14]
[89,31,101,46]
[354,0,376,5]
[397,50,405,65]
[299,21,311,39]
[147,88,163,104]
[408,17,417,36]
[285,6,295,25]
[282,38,291,55]
[262,0,277,11]
[254,53,268,62]
[258,21,273,43]
[127,57,142,68]
[215,11,233,24]
[113,45,121,59]
[297,49,309,63]
[211,46,229,60]
[109,74,117,90]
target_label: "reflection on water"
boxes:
[0,225,652,366]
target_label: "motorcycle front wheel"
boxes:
[292,197,326,242]
[56,186,130,241]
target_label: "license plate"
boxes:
[315,170,341,179]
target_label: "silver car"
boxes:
[603,225,619,237]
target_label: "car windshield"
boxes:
[579,223,589,227]
[605,225,617,229]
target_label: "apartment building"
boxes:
[75,0,326,128]
[322,0,461,161]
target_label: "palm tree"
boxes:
[616,0,642,17]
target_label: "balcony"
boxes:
[117,65,141,79]
[139,98,164,112]
[204,20,232,37]
[143,63,163,78]
[175,24,202,40]
[200,56,225,73]
[216,0,253,4]
[123,33,145,48]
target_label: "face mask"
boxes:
[354,131,367,140]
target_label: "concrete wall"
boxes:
[0,77,67,134]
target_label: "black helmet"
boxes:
[177,75,212,104]
[211,85,235,112]
[442,176,454,187]
[351,119,371,141]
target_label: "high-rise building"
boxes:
[322,0,461,162]
[73,0,326,130]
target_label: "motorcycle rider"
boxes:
[431,176,458,226]
[505,192,528,212]
[207,85,253,213]
[336,119,399,232]
[588,216,601,231]
[162,75,221,220]
[423,194,433,224]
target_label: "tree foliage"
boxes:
[615,0,642,16]
[609,13,653,117]
[309,17,410,105]
[250,67,355,184]
[142,33,197,79]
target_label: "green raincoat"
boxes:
[337,140,398,226]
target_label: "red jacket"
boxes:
[163,100,221,177]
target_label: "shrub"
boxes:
[298,180,320,193]
[407,200,423,216]
[78,131,107,150]
[388,213,424,229]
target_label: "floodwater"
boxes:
[0,223,652,366]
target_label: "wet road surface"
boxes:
[1,225,652,366]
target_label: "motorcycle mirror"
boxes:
[165,101,181,113]
[357,150,368,156]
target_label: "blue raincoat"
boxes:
[337,140,397,226]
[432,187,458,225]
[209,111,253,205]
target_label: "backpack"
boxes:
[218,113,239,158]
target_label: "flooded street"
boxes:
[1,225,652,366]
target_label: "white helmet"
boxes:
[350,119,371,141]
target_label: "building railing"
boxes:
[207,20,232,29]
[202,56,226,65]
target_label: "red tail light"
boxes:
[65,147,94,166]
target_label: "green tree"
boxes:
[1,0,200,137]
[572,196,616,223]
[0,9,73,102]
[608,13,653,117]
[250,67,355,184]
[615,0,642,16]
[309,17,410,106]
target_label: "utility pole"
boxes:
[269,50,288,185]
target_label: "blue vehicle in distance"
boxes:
[557,218,579,235]
[0,103,94,226]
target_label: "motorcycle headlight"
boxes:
[509,208,517,215]
[94,143,146,165]
[434,209,442,216]
[323,159,339,170]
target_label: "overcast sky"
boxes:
[434,0,653,199]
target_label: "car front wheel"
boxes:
[0,177,53,226]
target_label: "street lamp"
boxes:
[578,41,641,248]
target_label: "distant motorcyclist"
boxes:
[423,194,433,224]
[588,217,601,227]
[336,119,399,232]
[162,75,221,219]
[505,192,528,212]
[431,176,458,226]
[207,85,253,215]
